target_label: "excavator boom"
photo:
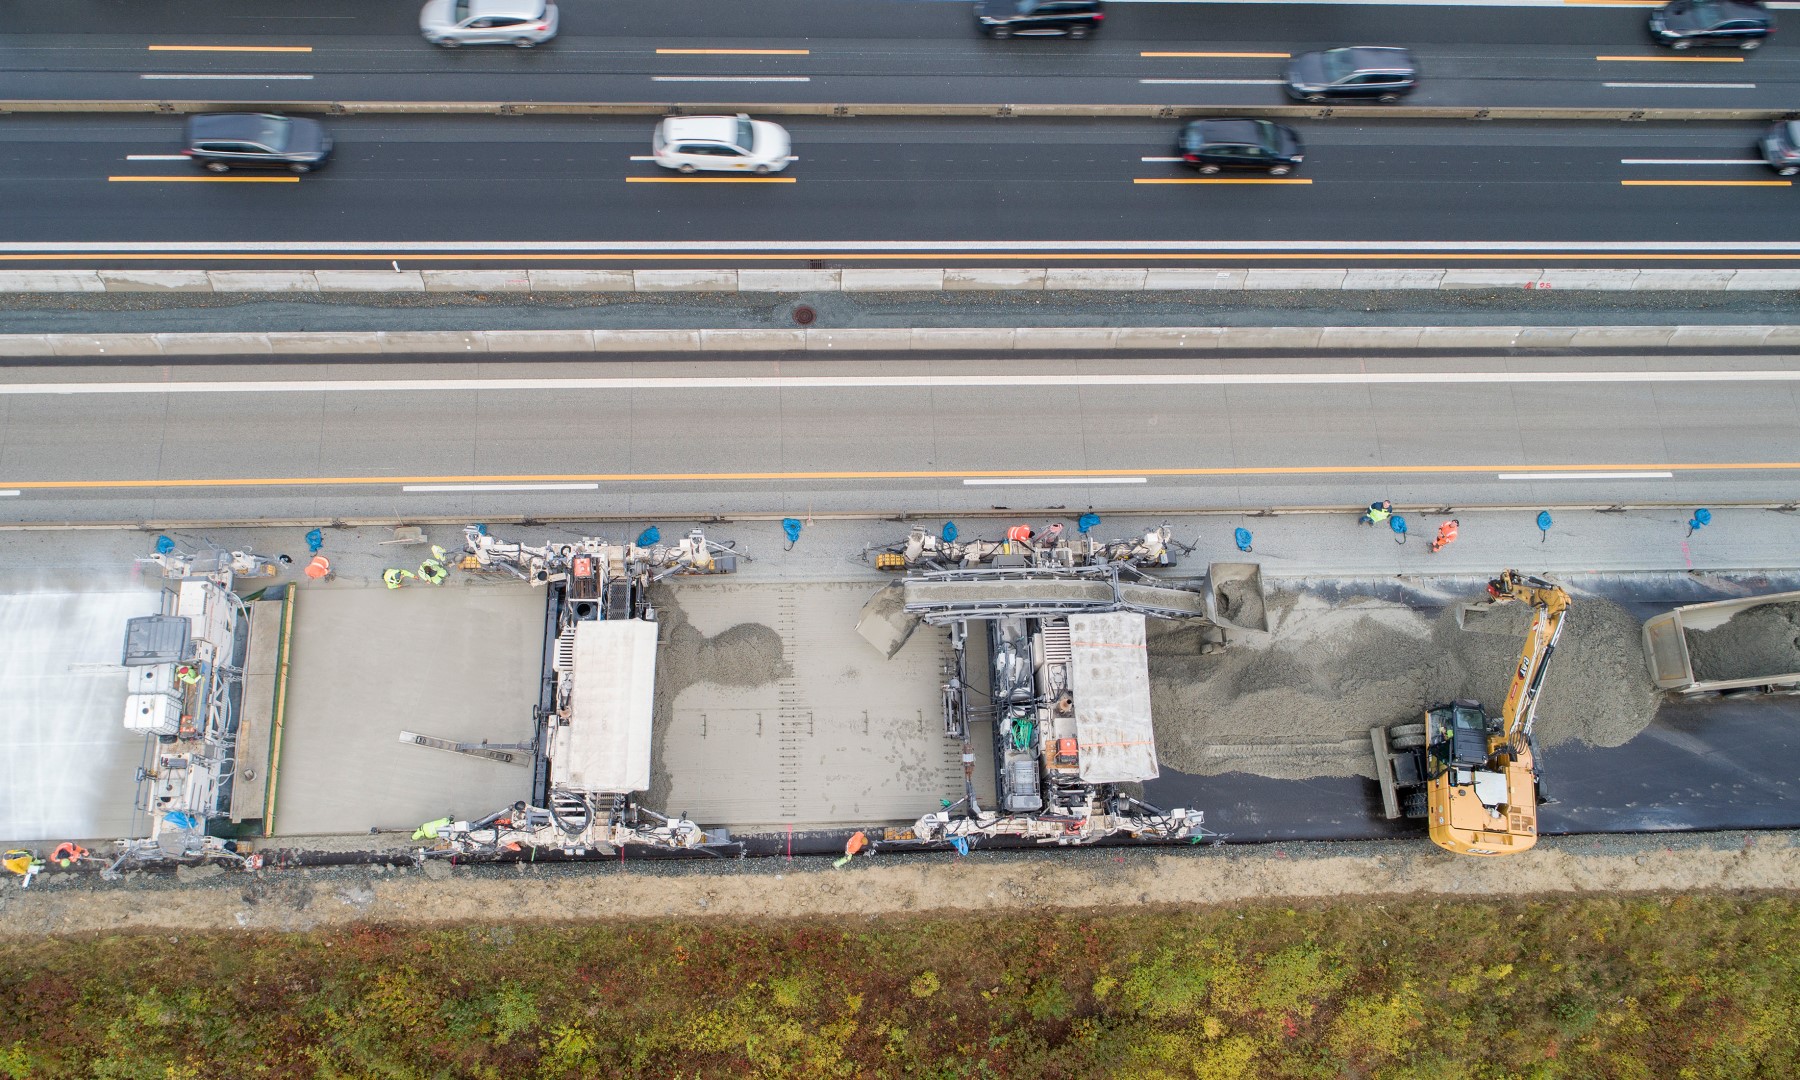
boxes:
[1488,570,1571,744]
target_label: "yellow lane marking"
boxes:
[626,176,796,183]
[6,461,1798,492]
[1135,178,1311,184]
[1595,54,1745,62]
[656,48,810,55]
[1141,50,1290,58]
[13,252,1800,263]
[108,175,300,183]
[148,44,313,53]
[1621,179,1791,186]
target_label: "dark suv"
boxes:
[1649,0,1773,49]
[182,113,333,174]
[1760,120,1800,175]
[976,0,1103,39]
[1176,119,1304,175]
[1286,47,1418,102]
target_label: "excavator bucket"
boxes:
[856,582,918,659]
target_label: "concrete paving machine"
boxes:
[1372,570,1570,857]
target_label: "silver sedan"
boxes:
[420,0,558,47]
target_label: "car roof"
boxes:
[1687,0,1768,14]
[186,113,284,140]
[661,116,743,143]
[1193,119,1272,145]
[467,0,545,18]
[1337,46,1415,71]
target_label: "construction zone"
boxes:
[4,514,1800,889]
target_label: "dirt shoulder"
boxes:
[2,830,1793,936]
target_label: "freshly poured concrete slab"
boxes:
[0,588,161,843]
[658,581,962,831]
[273,585,543,835]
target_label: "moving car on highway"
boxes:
[652,115,793,174]
[1176,119,1304,175]
[420,0,558,47]
[1285,47,1417,103]
[182,113,333,174]
[1648,0,1772,49]
[976,0,1103,39]
[1760,120,1800,175]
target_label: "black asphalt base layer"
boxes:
[1,289,1795,336]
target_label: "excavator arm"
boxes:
[1486,570,1571,745]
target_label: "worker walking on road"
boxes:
[1429,519,1460,553]
[418,557,447,586]
[303,555,333,581]
[1360,500,1393,527]
[383,568,415,590]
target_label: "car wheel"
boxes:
[1269,165,1291,176]
[1670,39,1692,49]
[990,26,1011,38]
[1305,93,1326,103]
[1741,38,1761,50]
[754,164,771,175]
[1780,165,1799,176]
[514,37,537,47]
[678,163,697,174]
[1378,93,1400,103]
[1066,24,1090,39]
[289,162,312,174]
[204,161,230,173]
[1199,164,1220,174]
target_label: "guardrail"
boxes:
[3,99,1797,121]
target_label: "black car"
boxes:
[1176,119,1304,175]
[182,113,333,174]
[1649,0,1772,49]
[1285,46,1417,103]
[976,0,1103,39]
[1760,120,1800,175]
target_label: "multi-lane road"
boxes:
[5,0,1800,109]
[3,354,1799,522]
[3,116,1798,266]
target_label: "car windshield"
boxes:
[736,118,755,152]
[453,0,471,20]
[253,116,291,151]
[1320,49,1358,81]
[1014,0,1041,13]
[1682,0,1722,18]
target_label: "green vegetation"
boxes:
[2,893,1797,1078]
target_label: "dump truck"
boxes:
[1372,570,1570,857]
[1642,589,1800,697]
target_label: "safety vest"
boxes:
[304,555,331,579]
[1437,522,1459,542]
[1006,525,1033,542]
[1368,506,1390,523]
[419,559,447,584]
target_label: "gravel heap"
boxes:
[1148,589,1660,780]
[1685,602,1800,684]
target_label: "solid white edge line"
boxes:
[0,491,20,498]
[125,155,191,161]
[1138,78,1286,85]
[650,76,811,82]
[1497,471,1676,480]
[963,477,1148,486]
[402,482,601,492]
[12,370,1800,396]
[1140,156,1184,162]
[1621,158,1767,164]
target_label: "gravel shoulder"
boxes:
[2,830,1792,936]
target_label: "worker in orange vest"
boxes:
[1005,524,1033,543]
[1429,519,1460,553]
[303,555,333,581]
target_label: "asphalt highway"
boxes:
[4,0,1799,110]
[2,116,1797,267]
[2,354,1799,522]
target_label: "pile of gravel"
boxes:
[1148,588,1659,780]
[1685,602,1800,683]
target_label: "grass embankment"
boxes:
[1,894,1796,1078]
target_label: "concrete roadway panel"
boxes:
[656,580,962,831]
[0,588,160,844]
[273,584,542,836]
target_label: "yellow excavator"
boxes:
[1372,570,1571,857]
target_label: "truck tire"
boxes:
[1389,722,1427,750]
[1401,791,1429,819]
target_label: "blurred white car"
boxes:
[652,115,792,174]
[420,0,557,48]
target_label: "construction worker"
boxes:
[175,664,201,686]
[418,558,447,586]
[1430,519,1460,553]
[1361,500,1393,527]
[383,568,415,590]
[304,555,333,581]
[50,843,87,869]
[1006,524,1034,543]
